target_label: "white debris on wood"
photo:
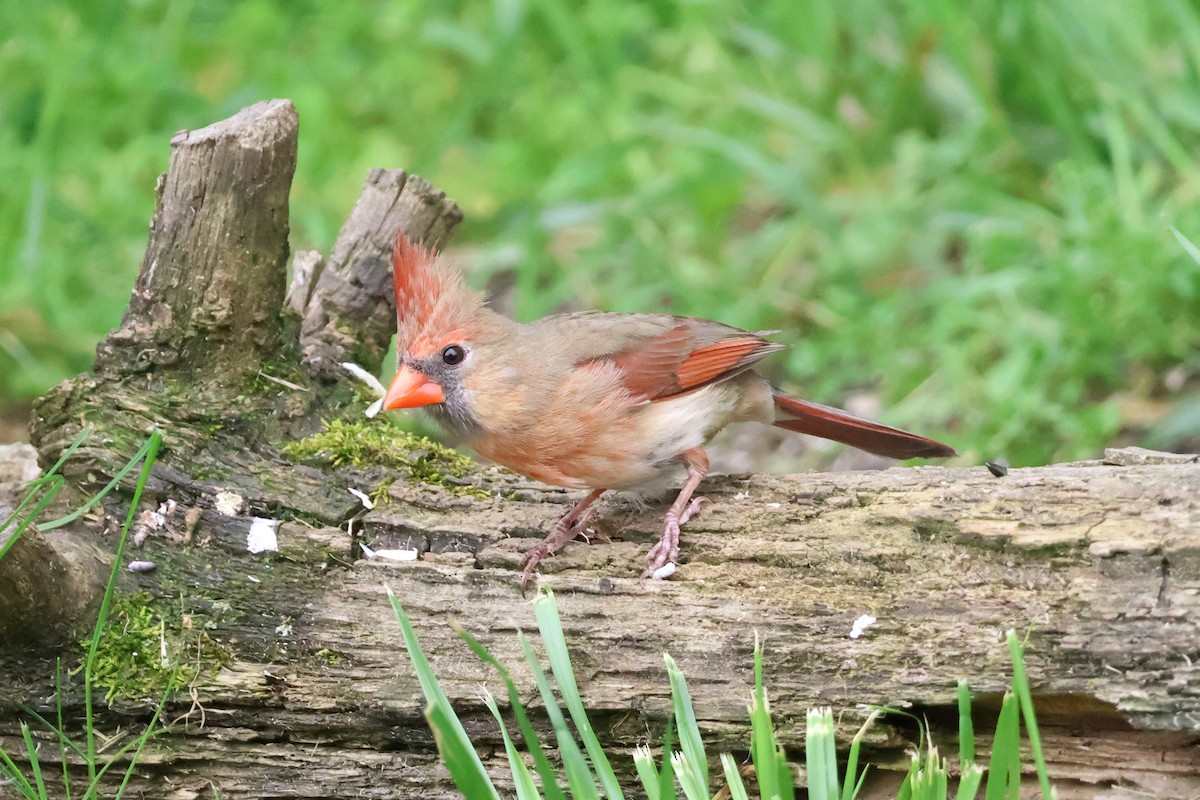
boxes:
[128,560,157,573]
[257,370,308,392]
[341,362,386,396]
[850,614,878,640]
[133,508,167,547]
[651,562,677,580]
[348,487,375,510]
[215,491,246,517]
[247,517,280,554]
[341,362,388,417]
[360,542,418,561]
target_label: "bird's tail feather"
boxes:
[771,389,956,459]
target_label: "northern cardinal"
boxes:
[383,235,955,590]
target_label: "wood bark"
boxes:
[2,102,1198,800]
[298,168,463,378]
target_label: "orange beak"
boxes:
[383,365,445,409]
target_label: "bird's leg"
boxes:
[519,488,606,593]
[644,447,709,579]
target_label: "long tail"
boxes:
[772,388,956,459]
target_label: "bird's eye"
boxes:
[441,345,465,366]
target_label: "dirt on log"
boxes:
[2,101,1198,800]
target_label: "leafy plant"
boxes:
[390,586,1056,799]
[0,429,174,800]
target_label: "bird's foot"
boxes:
[677,496,707,527]
[643,497,706,580]
[519,509,596,594]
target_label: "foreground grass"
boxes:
[0,429,170,799]
[3,1,1200,463]
[391,586,1056,799]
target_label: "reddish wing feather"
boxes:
[676,338,776,390]
[605,322,784,401]
[606,324,692,399]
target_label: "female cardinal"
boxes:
[383,235,955,590]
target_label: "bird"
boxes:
[382,234,955,590]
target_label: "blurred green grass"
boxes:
[2,0,1199,465]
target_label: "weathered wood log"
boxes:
[4,102,1199,800]
[94,100,297,380]
[3,452,1198,798]
[17,101,463,645]
[298,168,464,378]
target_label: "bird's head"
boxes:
[383,234,488,431]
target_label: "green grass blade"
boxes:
[1006,631,1053,798]
[0,478,58,562]
[18,707,86,762]
[0,425,90,557]
[749,632,792,800]
[842,710,879,800]
[894,755,916,800]
[19,722,46,799]
[484,690,544,800]
[532,588,623,800]
[956,764,985,800]
[805,708,839,800]
[632,717,677,800]
[453,623,571,800]
[1170,224,1200,265]
[983,693,1019,800]
[56,659,71,799]
[657,717,677,800]
[0,743,39,799]
[80,725,169,799]
[748,632,773,799]
[113,670,177,800]
[37,430,158,532]
[426,701,505,800]
[82,430,162,789]
[670,749,707,800]
[719,753,751,800]
[453,622,568,800]
[957,680,975,766]
[518,631,603,800]
[387,587,501,800]
[663,653,708,793]
[633,746,662,800]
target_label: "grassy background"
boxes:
[2,0,1199,465]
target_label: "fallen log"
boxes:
[1,101,1197,800]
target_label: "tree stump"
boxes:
[2,102,1198,800]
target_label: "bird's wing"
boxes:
[539,312,785,402]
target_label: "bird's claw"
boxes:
[518,508,597,595]
[643,517,682,580]
[678,496,707,527]
[642,496,707,581]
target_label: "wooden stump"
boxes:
[2,101,1198,800]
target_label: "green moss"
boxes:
[370,478,395,507]
[79,591,232,703]
[282,419,489,497]
[313,648,347,667]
